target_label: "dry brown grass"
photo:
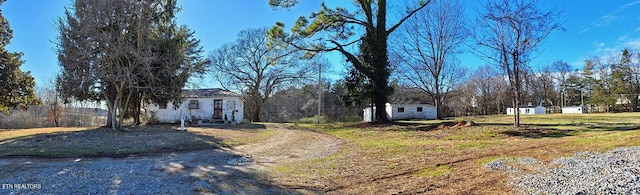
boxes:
[291,113,640,194]
[3,114,640,194]
[0,124,271,158]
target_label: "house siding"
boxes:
[562,106,587,114]
[363,103,436,121]
[148,96,244,124]
[391,104,436,120]
[507,106,546,115]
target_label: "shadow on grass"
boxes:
[0,125,312,194]
[0,125,231,158]
[395,121,580,139]
[500,127,577,138]
[470,122,640,132]
[582,123,640,131]
[192,122,267,130]
[395,121,478,131]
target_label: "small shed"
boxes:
[146,88,244,124]
[363,96,437,122]
[506,105,545,115]
[562,106,587,114]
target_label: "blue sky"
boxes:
[3,0,640,89]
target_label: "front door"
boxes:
[213,99,223,119]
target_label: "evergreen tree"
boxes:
[0,0,41,114]
[269,0,431,123]
[57,0,207,130]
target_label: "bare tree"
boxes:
[39,77,64,127]
[534,65,558,109]
[269,0,431,123]
[392,0,468,119]
[469,65,508,115]
[553,60,572,107]
[473,0,562,127]
[209,28,312,122]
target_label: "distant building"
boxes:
[363,96,437,122]
[562,106,587,114]
[506,105,545,115]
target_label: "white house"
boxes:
[506,105,546,115]
[562,106,587,114]
[147,88,244,124]
[363,96,437,122]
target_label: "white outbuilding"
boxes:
[363,96,437,122]
[562,106,587,114]
[146,88,244,124]
[506,105,546,115]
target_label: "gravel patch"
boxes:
[487,146,640,194]
[0,124,339,194]
[0,149,294,195]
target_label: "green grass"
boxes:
[416,165,454,178]
[247,113,640,194]
[298,112,640,174]
[455,112,640,130]
[570,130,640,151]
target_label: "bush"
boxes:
[146,111,159,125]
[0,110,44,129]
[297,115,328,124]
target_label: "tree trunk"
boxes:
[373,85,389,123]
[105,111,113,128]
[371,9,392,124]
[435,85,442,119]
[250,95,262,122]
[132,94,141,125]
[104,85,116,128]
[514,72,521,127]
[513,90,520,127]
[251,107,261,122]
[52,93,60,127]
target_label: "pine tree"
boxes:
[0,1,41,114]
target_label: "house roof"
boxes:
[511,105,543,108]
[389,96,431,105]
[388,87,432,105]
[184,88,241,98]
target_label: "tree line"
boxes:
[4,0,638,129]
[267,0,562,126]
[451,48,640,116]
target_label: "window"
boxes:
[397,107,405,113]
[525,109,530,114]
[188,100,199,109]
[417,107,423,112]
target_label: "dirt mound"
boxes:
[436,120,476,130]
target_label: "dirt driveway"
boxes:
[0,123,340,194]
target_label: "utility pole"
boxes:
[317,62,322,125]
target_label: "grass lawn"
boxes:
[281,112,640,194]
[2,113,639,193]
[0,123,271,158]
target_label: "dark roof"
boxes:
[389,88,432,105]
[517,105,543,108]
[389,96,431,105]
[184,88,241,98]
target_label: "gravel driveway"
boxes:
[0,124,340,195]
[487,146,640,194]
